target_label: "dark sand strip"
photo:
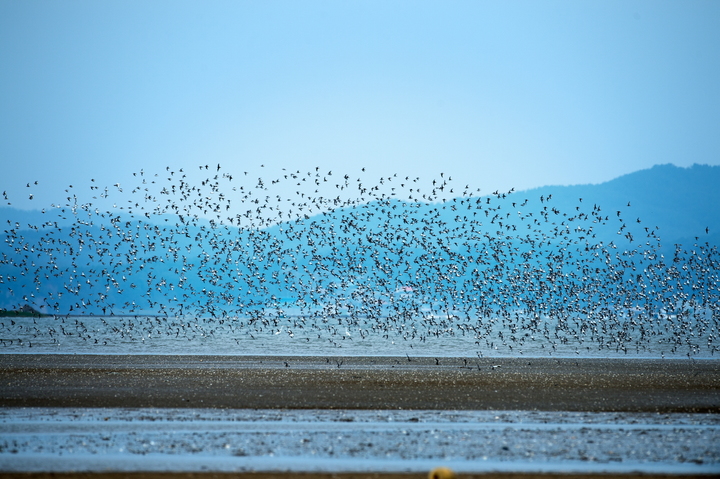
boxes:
[1,355,718,412]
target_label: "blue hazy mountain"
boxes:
[0,163,718,316]
[523,163,718,247]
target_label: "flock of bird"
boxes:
[1,164,718,357]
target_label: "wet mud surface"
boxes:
[1,355,718,412]
[0,408,718,475]
[1,473,718,479]
[1,355,718,477]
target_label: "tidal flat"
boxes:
[1,355,718,411]
[0,355,719,477]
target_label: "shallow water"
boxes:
[1,310,715,358]
[1,408,718,474]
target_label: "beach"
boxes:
[1,355,719,478]
[1,355,718,412]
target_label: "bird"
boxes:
[0,163,716,359]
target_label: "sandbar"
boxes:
[1,355,718,412]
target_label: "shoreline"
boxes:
[1,355,718,412]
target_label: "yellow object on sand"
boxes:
[428,466,456,479]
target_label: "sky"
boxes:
[1,0,719,211]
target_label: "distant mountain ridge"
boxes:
[2,163,717,245]
[522,163,719,247]
[0,163,718,315]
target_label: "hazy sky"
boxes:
[2,0,719,210]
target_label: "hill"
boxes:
[523,163,719,247]
[0,163,718,317]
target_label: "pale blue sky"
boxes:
[1,0,719,209]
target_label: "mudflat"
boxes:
[1,355,718,412]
